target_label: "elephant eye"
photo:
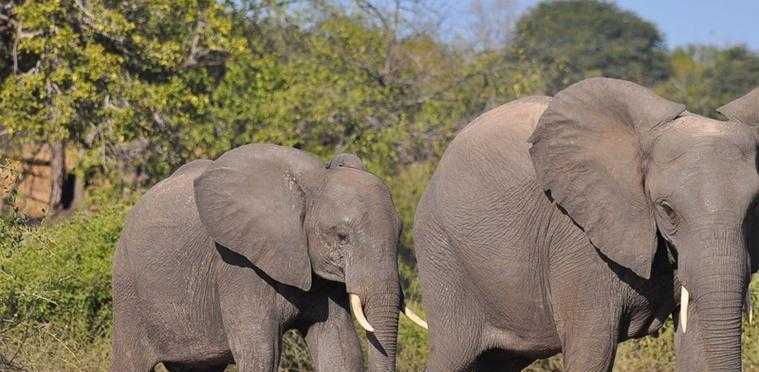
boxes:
[656,199,679,234]
[337,232,349,243]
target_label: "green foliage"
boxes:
[278,330,315,372]
[0,0,243,181]
[656,45,759,117]
[1,0,540,185]
[511,0,671,94]
[386,163,434,371]
[0,210,25,258]
[0,158,20,207]
[0,197,127,370]
[0,202,124,331]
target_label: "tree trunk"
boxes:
[48,141,65,215]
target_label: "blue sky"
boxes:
[597,0,758,49]
[443,0,759,50]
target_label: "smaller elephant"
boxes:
[111,144,425,372]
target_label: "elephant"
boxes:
[413,78,759,371]
[111,144,426,372]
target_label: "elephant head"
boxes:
[529,78,759,370]
[192,144,418,371]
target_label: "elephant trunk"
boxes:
[678,232,749,371]
[363,291,400,372]
[345,237,401,372]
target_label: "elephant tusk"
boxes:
[403,306,428,330]
[681,286,690,333]
[349,293,375,333]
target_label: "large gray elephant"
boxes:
[112,144,425,372]
[414,78,759,371]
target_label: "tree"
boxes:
[656,45,759,118]
[511,0,671,94]
[0,0,242,207]
[466,0,519,51]
[217,0,500,174]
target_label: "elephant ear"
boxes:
[719,88,759,273]
[528,78,685,279]
[717,88,759,125]
[327,153,365,170]
[194,145,312,291]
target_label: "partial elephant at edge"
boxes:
[414,78,759,372]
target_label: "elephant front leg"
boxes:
[217,267,283,372]
[220,304,282,371]
[220,299,282,371]
[560,330,619,372]
[302,292,363,372]
[555,294,621,372]
[551,275,622,371]
[555,297,622,372]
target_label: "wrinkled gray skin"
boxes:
[112,144,402,372]
[414,78,759,371]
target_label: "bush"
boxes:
[385,162,434,371]
[0,197,127,371]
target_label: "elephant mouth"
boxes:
[349,293,376,332]
[348,292,428,332]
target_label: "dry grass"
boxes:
[0,323,111,371]
[0,159,20,200]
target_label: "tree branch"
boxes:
[180,19,229,69]
[11,18,18,73]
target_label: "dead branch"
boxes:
[180,19,229,69]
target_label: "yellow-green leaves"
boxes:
[0,0,240,181]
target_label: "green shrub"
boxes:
[386,162,434,371]
[0,199,127,371]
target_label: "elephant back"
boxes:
[115,158,220,332]
[122,158,213,252]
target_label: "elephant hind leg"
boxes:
[112,262,158,371]
[416,218,486,371]
[422,293,485,372]
[111,326,157,372]
[110,357,156,372]
[417,261,484,371]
